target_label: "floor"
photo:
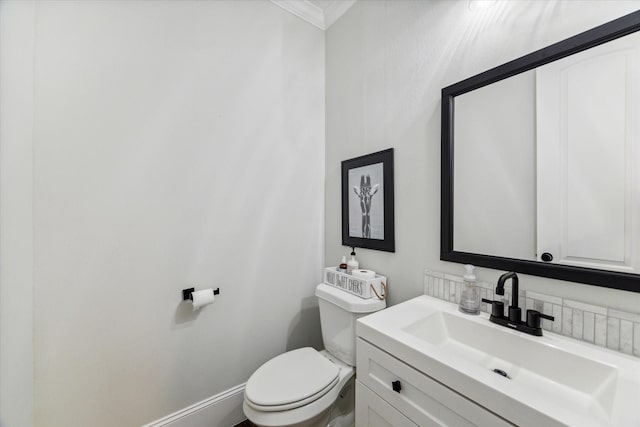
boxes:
[233,420,256,427]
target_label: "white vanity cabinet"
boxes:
[355,295,640,427]
[355,338,513,427]
[355,380,418,427]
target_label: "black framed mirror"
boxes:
[441,10,640,293]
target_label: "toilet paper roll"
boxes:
[351,269,376,279]
[191,288,215,311]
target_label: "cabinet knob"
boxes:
[541,252,553,262]
[392,380,402,393]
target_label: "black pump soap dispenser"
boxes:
[347,247,359,274]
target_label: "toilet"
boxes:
[243,283,386,427]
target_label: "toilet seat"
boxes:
[243,350,354,427]
[245,347,340,411]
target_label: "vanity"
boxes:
[354,295,640,427]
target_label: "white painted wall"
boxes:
[325,0,640,311]
[454,70,536,260]
[0,2,35,426]
[1,1,325,426]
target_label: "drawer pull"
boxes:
[392,380,402,393]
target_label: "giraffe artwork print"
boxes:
[342,148,394,252]
[348,162,384,240]
[353,174,379,238]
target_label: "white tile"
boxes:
[607,317,620,350]
[444,273,462,283]
[562,306,573,336]
[479,288,487,311]
[501,292,510,304]
[525,291,562,305]
[543,302,553,330]
[428,277,434,296]
[552,304,562,333]
[572,309,583,340]
[431,271,445,279]
[608,309,640,323]
[583,312,595,343]
[534,300,544,312]
[424,268,434,276]
[449,281,456,301]
[564,299,607,316]
[444,281,450,301]
[595,314,607,347]
[502,293,510,317]
[634,323,640,357]
[438,278,444,299]
[477,280,492,289]
[526,298,534,312]
[481,301,489,314]
[620,320,633,355]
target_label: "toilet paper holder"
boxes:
[182,287,220,301]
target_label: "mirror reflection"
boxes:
[452,30,640,275]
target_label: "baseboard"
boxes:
[142,383,246,427]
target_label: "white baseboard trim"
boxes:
[142,383,247,427]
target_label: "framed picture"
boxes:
[341,148,395,252]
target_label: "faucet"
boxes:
[482,271,555,336]
[496,272,520,322]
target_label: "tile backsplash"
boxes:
[424,269,640,358]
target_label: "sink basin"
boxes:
[357,295,640,427]
[403,311,618,418]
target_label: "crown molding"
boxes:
[323,0,357,29]
[270,0,356,30]
[271,0,325,29]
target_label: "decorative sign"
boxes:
[323,267,386,300]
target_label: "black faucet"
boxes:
[482,272,554,336]
[496,271,520,322]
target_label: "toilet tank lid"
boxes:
[315,283,386,313]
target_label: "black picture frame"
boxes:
[342,148,395,252]
[441,10,640,292]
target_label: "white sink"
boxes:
[357,295,640,427]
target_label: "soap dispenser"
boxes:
[347,247,359,274]
[459,264,480,315]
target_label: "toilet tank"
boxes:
[315,283,386,366]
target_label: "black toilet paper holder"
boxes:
[182,287,220,301]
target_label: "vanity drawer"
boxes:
[356,380,419,427]
[357,338,513,427]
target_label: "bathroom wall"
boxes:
[0,2,36,426]
[0,1,324,426]
[325,0,640,311]
[454,70,536,260]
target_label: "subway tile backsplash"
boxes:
[423,269,640,358]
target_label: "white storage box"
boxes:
[323,267,386,300]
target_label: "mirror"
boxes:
[441,11,640,292]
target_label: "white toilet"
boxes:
[243,283,386,427]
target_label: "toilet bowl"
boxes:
[243,283,386,427]
[243,349,353,427]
